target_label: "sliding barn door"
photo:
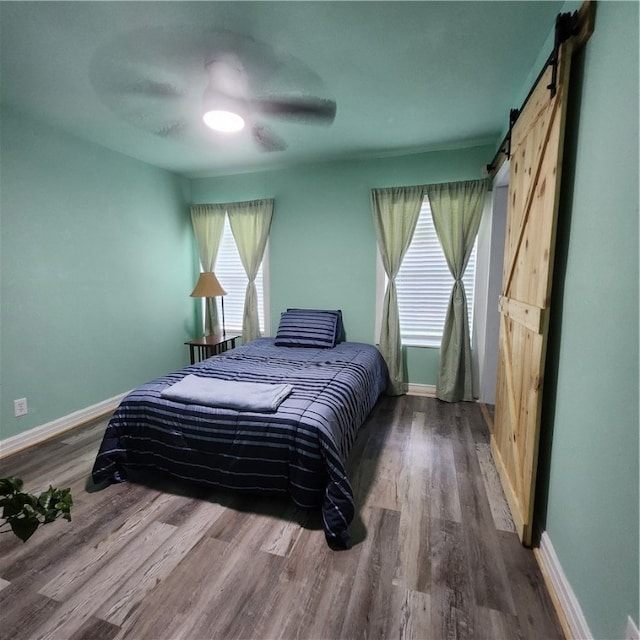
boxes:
[491,41,574,546]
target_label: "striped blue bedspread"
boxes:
[91,338,388,549]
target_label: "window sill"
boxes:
[403,340,441,349]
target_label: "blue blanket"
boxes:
[91,338,388,549]
[161,375,292,412]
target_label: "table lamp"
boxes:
[190,272,227,336]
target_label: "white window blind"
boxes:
[395,198,476,347]
[214,215,265,334]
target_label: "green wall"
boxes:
[0,109,196,438]
[536,3,639,638]
[191,144,492,386]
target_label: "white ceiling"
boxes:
[0,1,563,178]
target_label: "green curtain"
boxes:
[190,204,226,335]
[227,198,274,343]
[371,186,424,395]
[426,179,488,402]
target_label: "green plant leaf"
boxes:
[0,477,23,495]
[38,492,53,510]
[10,516,39,542]
[2,494,28,518]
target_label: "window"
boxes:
[214,215,268,334]
[378,198,476,347]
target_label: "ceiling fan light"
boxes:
[202,109,245,133]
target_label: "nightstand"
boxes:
[185,334,240,364]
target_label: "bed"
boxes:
[91,310,388,549]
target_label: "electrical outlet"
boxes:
[14,398,28,417]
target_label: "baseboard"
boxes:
[0,391,128,459]
[536,531,592,640]
[407,383,437,397]
[406,384,488,401]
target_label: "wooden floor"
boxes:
[0,395,563,640]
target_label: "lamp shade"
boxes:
[190,272,227,298]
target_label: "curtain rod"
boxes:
[371,177,489,193]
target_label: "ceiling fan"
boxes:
[90,27,337,152]
[199,52,336,151]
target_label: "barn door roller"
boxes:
[500,11,578,160]
[485,2,595,176]
[547,11,581,98]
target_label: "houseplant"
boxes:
[0,476,73,542]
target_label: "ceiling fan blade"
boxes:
[155,121,189,138]
[250,97,336,124]
[111,78,186,98]
[252,123,287,152]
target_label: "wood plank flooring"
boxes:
[0,395,563,640]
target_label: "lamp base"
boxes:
[221,296,226,337]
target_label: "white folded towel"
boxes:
[161,375,293,412]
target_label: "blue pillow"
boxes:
[286,308,344,344]
[275,310,339,348]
